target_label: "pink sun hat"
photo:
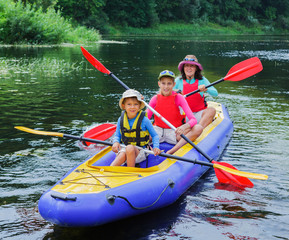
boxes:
[178,55,203,72]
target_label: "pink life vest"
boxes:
[154,93,184,129]
[183,79,207,112]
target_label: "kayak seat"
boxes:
[92,142,174,168]
[139,142,174,168]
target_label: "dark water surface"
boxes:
[1,35,288,239]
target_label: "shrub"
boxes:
[277,16,289,31]
[0,0,100,44]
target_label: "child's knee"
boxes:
[208,107,216,116]
[193,124,203,135]
[125,145,135,153]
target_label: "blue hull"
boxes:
[38,103,233,227]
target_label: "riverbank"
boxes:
[107,22,288,36]
[0,0,101,45]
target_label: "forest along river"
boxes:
[0,35,288,240]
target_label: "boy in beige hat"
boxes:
[111,89,161,167]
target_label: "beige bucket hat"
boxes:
[119,89,145,110]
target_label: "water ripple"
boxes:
[221,49,289,62]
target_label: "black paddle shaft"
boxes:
[184,78,225,98]
[180,133,214,162]
[64,134,215,168]
[110,73,130,90]
[63,134,113,146]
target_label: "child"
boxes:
[174,55,218,128]
[111,89,161,167]
[147,70,203,155]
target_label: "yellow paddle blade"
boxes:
[15,126,64,138]
[214,163,268,180]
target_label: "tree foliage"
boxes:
[104,0,158,27]
[54,0,108,32]
[50,0,288,31]
[4,0,289,42]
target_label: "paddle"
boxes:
[14,126,268,181]
[82,123,116,146]
[184,57,263,98]
[80,46,267,187]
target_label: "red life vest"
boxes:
[183,79,207,112]
[154,93,184,129]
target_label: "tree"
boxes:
[55,0,109,33]
[20,0,58,11]
[105,0,158,27]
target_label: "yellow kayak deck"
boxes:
[51,102,224,195]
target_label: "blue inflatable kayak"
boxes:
[38,102,233,227]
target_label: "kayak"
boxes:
[38,101,234,227]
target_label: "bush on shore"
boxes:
[0,0,101,44]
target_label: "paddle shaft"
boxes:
[64,133,215,168]
[108,73,214,163]
[14,126,268,180]
[184,58,262,98]
[184,79,224,98]
[64,133,266,180]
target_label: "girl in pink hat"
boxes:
[174,55,218,129]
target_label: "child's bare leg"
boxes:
[199,107,216,128]
[126,145,139,167]
[110,152,126,166]
[167,124,203,155]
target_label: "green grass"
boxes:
[107,22,285,36]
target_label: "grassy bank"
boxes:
[108,22,287,36]
[0,0,101,44]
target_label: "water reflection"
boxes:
[43,200,185,240]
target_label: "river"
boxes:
[0,35,288,239]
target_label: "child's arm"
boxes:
[113,118,121,143]
[112,142,121,153]
[146,95,157,120]
[200,77,218,97]
[112,118,122,153]
[175,94,197,127]
[149,125,161,156]
[143,117,159,150]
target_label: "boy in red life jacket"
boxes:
[174,55,218,129]
[111,89,161,167]
[147,70,203,155]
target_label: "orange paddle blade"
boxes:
[83,123,116,146]
[224,57,263,81]
[212,161,254,188]
[81,46,111,75]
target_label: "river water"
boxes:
[0,35,288,239]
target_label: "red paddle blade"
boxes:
[81,46,111,75]
[224,57,263,82]
[212,161,254,188]
[83,123,116,146]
